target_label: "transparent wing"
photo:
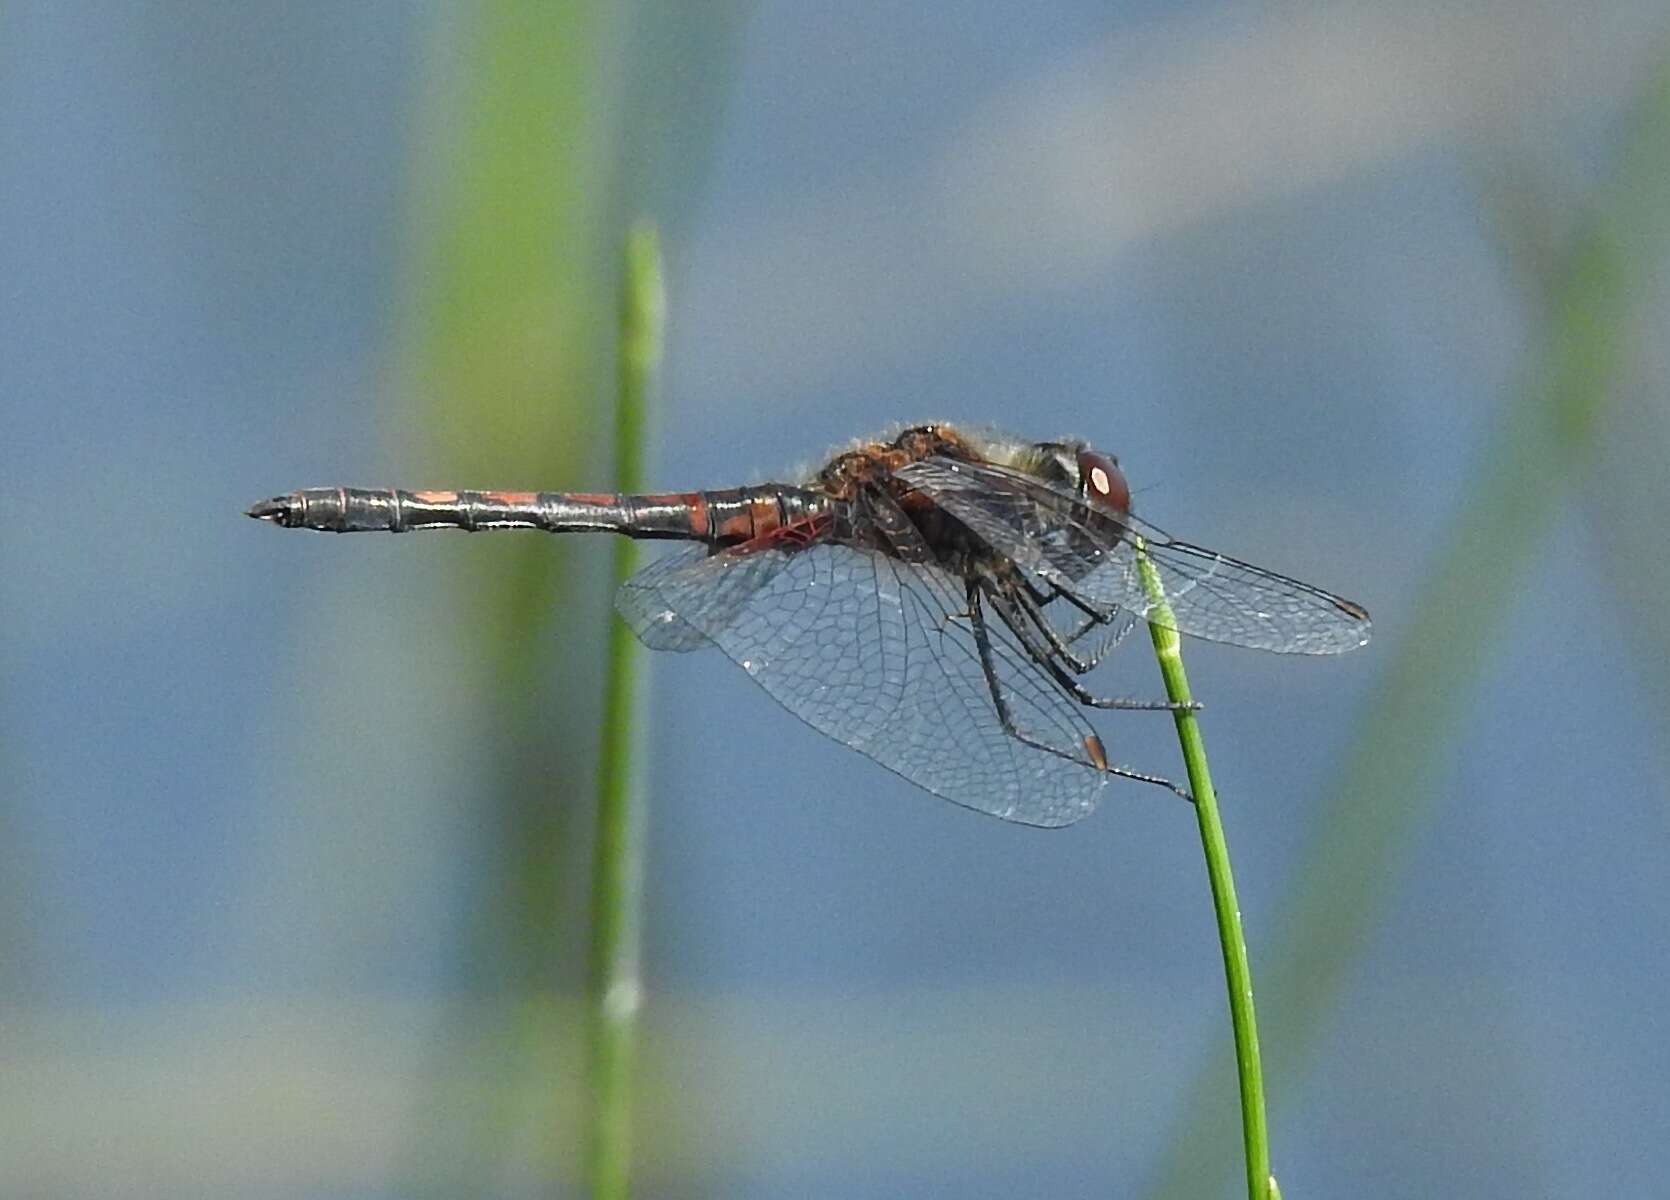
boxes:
[614,539,1108,826]
[894,457,1371,655]
[615,544,720,650]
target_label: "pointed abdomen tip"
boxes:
[246,496,292,522]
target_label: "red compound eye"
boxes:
[1076,449,1130,514]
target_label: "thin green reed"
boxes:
[586,223,664,1200]
[1137,542,1276,1200]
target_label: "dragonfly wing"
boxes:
[1111,521,1372,653]
[616,544,731,651]
[626,538,1109,825]
[896,457,1371,654]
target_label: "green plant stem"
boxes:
[1137,539,1273,1200]
[585,222,664,1200]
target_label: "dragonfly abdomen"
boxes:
[247,485,831,544]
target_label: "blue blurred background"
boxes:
[4,3,1670,1197]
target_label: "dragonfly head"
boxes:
[1029,441,1131,516]
[1074,447,1130,516]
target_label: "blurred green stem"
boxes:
[1137,539,1273,1200]
[586,223,664,1200]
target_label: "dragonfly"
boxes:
[248,423,1370,827]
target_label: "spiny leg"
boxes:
[986,577,1197,714]
[1039,582,1139,663]
[1014,578,1106,669]
[1011,581,1131,677]
[963,580,1191,800]
[1018,578,1123,664]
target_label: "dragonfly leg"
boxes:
[1016,582,1146,677]
[1016,579,1115,670]
[985,579,1200,714]
[1013,581,1100,674]
[964,579,1027,739]
[1045,584,1139,661]
[1104,763,1195,802]
[964,581,1192,801]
